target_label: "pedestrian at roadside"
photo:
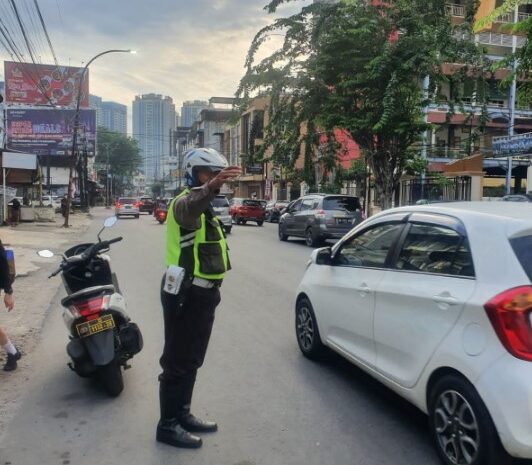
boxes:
[60,197,67,218]
[10,198,20,226]
[0,241,20,371]
[157,148,241,449]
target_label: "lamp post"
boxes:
[63,49,136,227]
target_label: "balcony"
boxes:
[477,32,526,48]
[428,102,532,119]
[446,3,465,17]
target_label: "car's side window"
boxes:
[395,223,475,277]
[300,198,315,211]
[335,223,403,268]
[289,200,302,213]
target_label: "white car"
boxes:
[213,195,232,234]
[115,197,140,219]
[295,202,532,465]
[42,195,62,211]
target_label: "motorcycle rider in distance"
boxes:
[157,148,241,449]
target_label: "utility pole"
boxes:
[506,5,519,195]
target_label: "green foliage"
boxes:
[96,128,142,178]
[238,0,485,208]
[151,182,163,197]
[405,156,429,176]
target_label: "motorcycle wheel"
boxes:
[98,359,124,397]
[158,219,165,224]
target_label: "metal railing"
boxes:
[446,3,465,17]
[477,32,525,48]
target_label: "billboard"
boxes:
[6,109,96,156]
[492,132,532,157]
[4,61,89,107]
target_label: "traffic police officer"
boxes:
[157,148,241,449]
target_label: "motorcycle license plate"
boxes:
[76,314,115,338]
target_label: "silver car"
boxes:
[115,197,140,219]
[212,195,232,234]
[279,194,364,247]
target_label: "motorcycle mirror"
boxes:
[103,216,118,228]
[37,250,54,258]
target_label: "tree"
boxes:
[238,0,484,208]
[96,128,142,196]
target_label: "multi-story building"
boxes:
[101,101,127,135]
[89,95,128,134]
[427,1,532,197]
[89,94,103,127]
[180,100,210,127]
[132,94,176,183]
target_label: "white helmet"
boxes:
[182,148,228,187]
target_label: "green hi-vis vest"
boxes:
[165,189,230,281]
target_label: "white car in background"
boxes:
[41,195,62,212]
[295,202,532,465]
[115,197,140,219]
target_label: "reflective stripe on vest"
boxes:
[165,189,229,280]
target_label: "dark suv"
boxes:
[139,196,155,214]
[278,194,364,247]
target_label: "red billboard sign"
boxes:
[4,61,89,107]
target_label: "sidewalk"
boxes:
[0,211,93,440]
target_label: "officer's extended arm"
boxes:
[174,183,216,230]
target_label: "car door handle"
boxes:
[433,293,459,306]
[355,284,372,294]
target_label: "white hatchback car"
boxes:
[295,202,532,465]
[115,197,140,219]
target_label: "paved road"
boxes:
[0,208,441,465]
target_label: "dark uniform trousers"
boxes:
[159,279,221,389]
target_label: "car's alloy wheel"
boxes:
[306,228,320,247]
[429,375,511,465]
[295,298,324,360]
[434,390,480,465]
[278,224,288,241]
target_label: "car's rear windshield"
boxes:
[119,198,137,204]
[213,197,229,207]
[323,196,361,212]
[243,200,262,207]
[510,235,532,282]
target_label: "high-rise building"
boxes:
[90,95,127,135]
[101,101,127,135]
[180,100,209,127]
[132,94,176,183]
[89,94,103,127]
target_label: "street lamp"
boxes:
[63,49,136,227]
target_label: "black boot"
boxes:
[3,350,21,372]
[177,372,218,433]
[156,382,202,449]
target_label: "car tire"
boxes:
[305,228,320,248]
[278,223,288,241]
[242,220,247,225]
[257,221,264,227]
[428,375,511,465]
[135,215,139,219]
[295,297,325,360]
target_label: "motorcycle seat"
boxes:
[61,285,116,307]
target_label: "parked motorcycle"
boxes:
[38,216,143,397]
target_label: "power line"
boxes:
[9,0,37,64]
[33,0,58,65]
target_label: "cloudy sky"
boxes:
[1,0,307,125]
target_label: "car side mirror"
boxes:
[311,247,332,266]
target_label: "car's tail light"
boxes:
[116,203,122,208]
[316,210,326,219]
[133,202,140,207]
[69,295,109,318]
[484,286,532,361]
